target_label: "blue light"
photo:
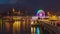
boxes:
[36,27,40,34]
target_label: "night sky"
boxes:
[0,0,60,15]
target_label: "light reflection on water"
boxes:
[13,21,21,34]
[36,27,40,34]
[31,27,41,34]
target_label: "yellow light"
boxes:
[34,27,36,32]
[31,21,34,24]
[13,21,21,32]
[13,8,15,12]
[50,15,57,20]
[31,27,34,32]
[13,16,21,20]
[0,19,2,31]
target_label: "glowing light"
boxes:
[36,27,40,34]
[13,8,15,12]
[36,10,45,17]
[50,15,57,20]
[31,21,34,24]
[39,14,42,16]
[37,10,44,15]
[34,27,36,32]
[13,21,21,33]
[31,27,33,33]
[32,16,38,20]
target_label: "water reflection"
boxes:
[31,27,41,34]
[0,19,2,32]
[5,22,11,32]
[36,27,40,34]
[13,21,21,34]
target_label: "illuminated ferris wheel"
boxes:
[36,10,45,18]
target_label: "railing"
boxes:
[42,22,60,34]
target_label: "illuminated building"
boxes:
[1,8,60,34]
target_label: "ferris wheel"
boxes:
[36,10,45,18]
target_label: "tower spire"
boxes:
[12,8,15,12]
